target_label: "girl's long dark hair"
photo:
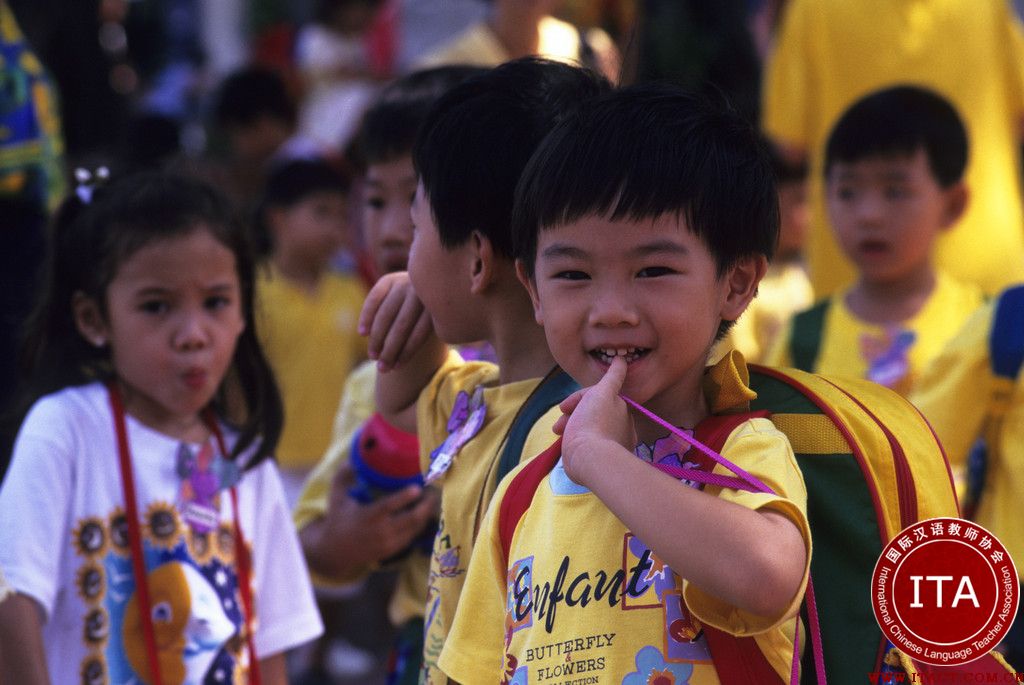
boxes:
[15,171,282,468]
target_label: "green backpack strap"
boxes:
[789,300,830,372]
[495,367,579,484]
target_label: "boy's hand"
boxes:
[302,463,439,580]
[555,357,636,485]
[359,272,434,372]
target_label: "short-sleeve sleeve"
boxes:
[245,461,324,656]
[0,397,78,619]
[415,349,498,475]
[682,418,812,636]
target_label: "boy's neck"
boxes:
[272,254,325,294]
[847,266,937,325]
[487,288,555,385]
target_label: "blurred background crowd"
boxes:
[5,0,1024,682]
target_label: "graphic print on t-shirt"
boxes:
[72,500,248,684]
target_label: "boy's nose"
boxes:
[587,290,641,327]
[856,194,886,223]
[380,209,413,245]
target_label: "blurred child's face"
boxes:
[272,190,349,270]
[228,117,291,165]
[827,149,964,285]
[363,156,416,278]
[522,213,760,427]
[75,227,245,438]
[408,182,479,343]
[776,179,809,259]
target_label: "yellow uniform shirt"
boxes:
[439,353,811,683]
[911,298,1024,579]
[418,353,562,683]
[763,0,1024,296]
[768,272,984,397]
[256,267,366,469]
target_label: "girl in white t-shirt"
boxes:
[0,171,322,684]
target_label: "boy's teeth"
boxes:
[595,347,644,363]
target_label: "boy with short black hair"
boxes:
[767,85,984,396]
[439,83,810,683]
[358,57,610,683]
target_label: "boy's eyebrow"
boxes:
[630,240,689,257]
[540,244,589,260]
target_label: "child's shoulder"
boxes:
[22,381,108,432]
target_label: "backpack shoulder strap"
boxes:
[498,438,563,567]
[990,284,1024,380]
[495,368,578,484]
[790,299,830,372]
[691,414,785,685]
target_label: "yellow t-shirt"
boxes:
[762,0,1024,296]
[910,297,1024,579]
[418,353,563,683]
[767,272,984,397]
[729,260,814,364]
[439,355,812,683]
[256,267,367,469]
[292,361,430,627]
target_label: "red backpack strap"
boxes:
[498,439,563,568]
[691,412,786,685]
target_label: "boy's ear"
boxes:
[468,230,498,295]
[72,291,110,348]
[515,259,544,325]
[940,182,969,230]
[720,254,768,322]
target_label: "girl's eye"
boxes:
[637,266,674,278]
[554,270,589,281]
[836,186,856,201]
[366,196,385,210]
[140,300,168,315]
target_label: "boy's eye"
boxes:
[366,196,385,210]
[637,266,674,278]
[835,186,856,201]
[204,295,231,311]
[554,270,589,281]
[885,185,909,200]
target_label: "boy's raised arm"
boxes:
[359,271,448,433]
[557,358,809,621]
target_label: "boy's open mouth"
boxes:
[590,347,650,365]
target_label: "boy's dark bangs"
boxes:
[527,113,698,235]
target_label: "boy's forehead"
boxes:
[538,211,692,250]
[542,211,689,235]
[829,148,929,178]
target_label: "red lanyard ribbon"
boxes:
[108,383,261,684]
